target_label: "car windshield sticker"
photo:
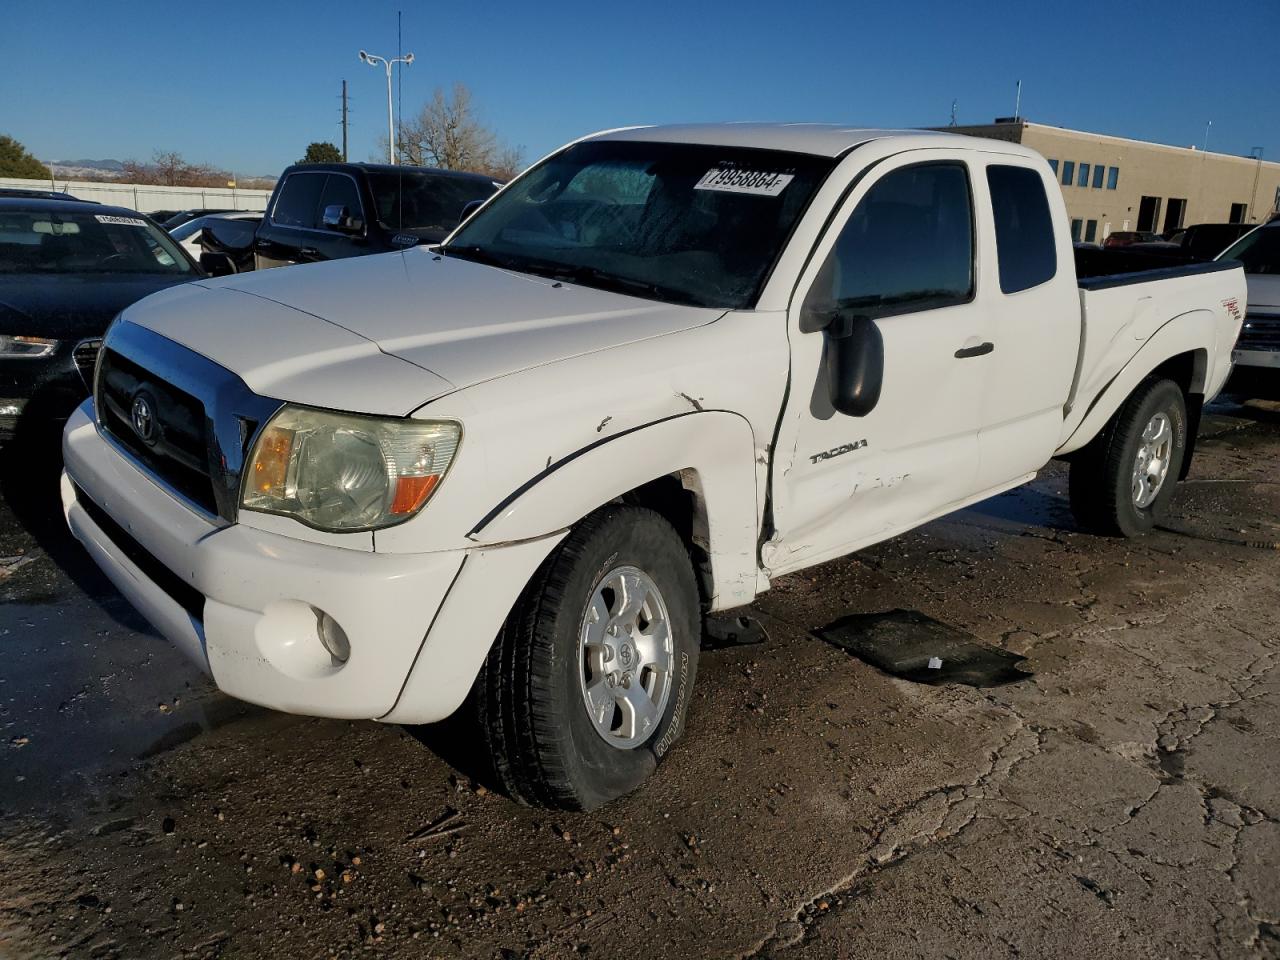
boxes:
[694,165,794,197]
[94,215,149,227]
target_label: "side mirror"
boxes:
[322,204,363,233]
[824,313,884,417]
[199,251,236,277]
[458,199,485,224]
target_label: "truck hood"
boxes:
[210,248,723,391]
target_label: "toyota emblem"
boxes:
[131,393,157,445]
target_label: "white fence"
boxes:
[0,176,272,214]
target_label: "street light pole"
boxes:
[358,49,415,164]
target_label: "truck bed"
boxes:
[1074,246,1238,289]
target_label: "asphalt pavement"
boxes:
[1,398,1278,959]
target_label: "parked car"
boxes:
[160,209,239,230]
[0,188,84,202]
[0,198,199,442]
[1217,221,1279,386]
[200,163,501,273]
[169,211,261,261]
[62,125,1243,809]
[147,209,180,225]
[1103,230,1160,248]
[1134,222,1257,261]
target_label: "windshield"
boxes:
[1219,225,1280,275]
[367,171,499,235]
[0,209,194,275]
[444,140,835,309]
[169,218,206,243]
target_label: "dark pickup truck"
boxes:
[201,162,502,274]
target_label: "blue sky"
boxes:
[4,0,1278,176]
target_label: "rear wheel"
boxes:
[473,504,700,810]
[1068,378,1188,537]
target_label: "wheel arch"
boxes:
[1058,309,1214,458]
[467,410,762,612]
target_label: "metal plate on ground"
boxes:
[815,609,1033,687]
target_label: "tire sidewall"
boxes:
[1115,381,1187,535]
[549,508,700,807]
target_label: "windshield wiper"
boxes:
[439,244,515,270]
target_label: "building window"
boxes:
[1229,202,1247,224]
[986,164,1057,294]
[1084,219,1097,242]
[1070,218,1083,242]
[1061,161,1075,186]
[1048,159,1058,174]
[1092,165,1104,189]
[1078,163,1090,187]
[1164,198,1187,233]
[1107,166,1119,190]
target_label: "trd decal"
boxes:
[810,439,867,464]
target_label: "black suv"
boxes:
[244,163,501,270]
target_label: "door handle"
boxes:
[299,247,319,257]
[955,341,995,359]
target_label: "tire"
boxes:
[1068,378,1188,537]
[473,504,701,810]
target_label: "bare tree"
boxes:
[383,83,524,179]
[121,150,232,188]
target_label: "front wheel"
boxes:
[1068,377,1188,537]
[473,504,701,810]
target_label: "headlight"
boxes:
[241,406,460,532]
[0,335,58,359]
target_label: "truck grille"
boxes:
[73,338,102,392]
[97,348,218,514]
[1238,313,1280,352]
[91,323,284,523]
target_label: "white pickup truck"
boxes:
[62,125,1245,809]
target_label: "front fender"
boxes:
[1057,309,1216,456]
[467,410,761,611]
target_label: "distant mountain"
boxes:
[47,158,126,180]
[53,158,125,171]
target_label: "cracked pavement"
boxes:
[1,396,1278,959]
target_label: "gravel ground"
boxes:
[1,397,1277,960]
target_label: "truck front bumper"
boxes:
[1232,348,1280,370]
[62,402,562,723]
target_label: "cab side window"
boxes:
[804,162,974,322]
[318,175,363,228]
[986,165,1056,293]
[271,173,326,228]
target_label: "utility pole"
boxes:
[1014,80,1021,121]
[1203,120,1212,152]
[341,79,349,161]
[949,99,958,127]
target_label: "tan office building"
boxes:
[942,119,1280,244]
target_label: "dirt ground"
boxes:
[1,397,1278,960]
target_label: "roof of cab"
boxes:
[0,197,147,218]
[584,122,1035,159]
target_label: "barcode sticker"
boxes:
[694,166,794,196]
[95,215,148,227]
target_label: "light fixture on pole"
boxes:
[358,48,415,164]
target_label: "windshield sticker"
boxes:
[695,166,794,196]
[94,214,149,227]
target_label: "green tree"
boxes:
[298,141,343,164]
[0,135,52,179]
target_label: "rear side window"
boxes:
[272,173,326,228]
[805,162,974,319]
[986,165,1057,294]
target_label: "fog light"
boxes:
[316,610,350,663]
